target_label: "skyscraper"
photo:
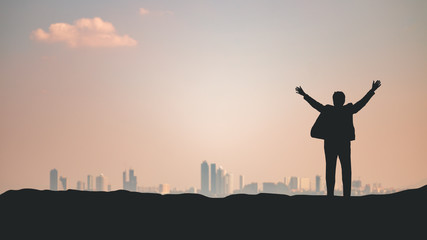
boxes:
[87,175,94,191]
[50,169,58,191]
[123,169,137,191]
[239,175,244,191]
[129,169,136,191]
[315,175,321,193]
[201,161,209,195]
[210,163,217,195]
[216,166,225,196]
[96,174,105,191]
[225,173,233,195]
[229,173,234,194]
[289,176,299,190]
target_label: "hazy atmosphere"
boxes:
[1,0,426,194]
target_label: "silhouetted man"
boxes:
[296,80,381,197]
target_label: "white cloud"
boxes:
[31,17,137,48]
[139,8,150,15]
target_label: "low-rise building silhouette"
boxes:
[241,183,258,194]
[59,176,67,190]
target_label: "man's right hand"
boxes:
[295,86,306,96]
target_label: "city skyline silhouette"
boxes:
[46,161,401,197]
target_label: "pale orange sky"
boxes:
[1,0,426,193]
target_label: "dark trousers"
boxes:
[324,140,351,197]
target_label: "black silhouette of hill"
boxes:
[1,186,426,238]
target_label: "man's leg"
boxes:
[324,141,338,197]
[339,141,352,197]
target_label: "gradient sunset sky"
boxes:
[1,0,426,193]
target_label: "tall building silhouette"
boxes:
[95,174,105,191]
[316,175,321,193]
[210,163,217,195]
[123,169,137,191]
[225,173,233,195]
[50,169,58,191]
[87,175,94,191]
[59,176,67,190]
[216,166,225,196]
[289,176,299,190]
[239,175,244,191]
[201,161,209,195]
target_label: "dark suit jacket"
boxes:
[304,90,375,141]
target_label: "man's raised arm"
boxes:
[296,86,325,112]
[353,80,381,113]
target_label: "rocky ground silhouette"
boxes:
[1,185,425,238]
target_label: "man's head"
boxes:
[333,91,345,107]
